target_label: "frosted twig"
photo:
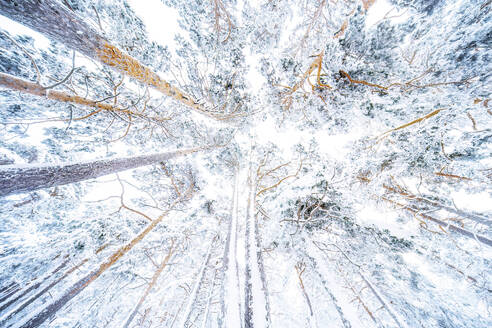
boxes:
[1,30,41,84]
[44,51,78,90]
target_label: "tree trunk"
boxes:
[244,168,271,328]
[221,167,242,327]
[122,240,175,328]
[19,194,190,328]
[0,0,203,111]
[0,72,161,122]
[0,147,201,197]
[180,235,216,327]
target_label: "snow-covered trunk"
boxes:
[180,235,216,328]
[15,202,185,328]
[297,249,353,328]
[0,147,201,197]
[359,273,407,328]
[0,256,69,314]
[0,0,203,110]
[221,167,242,327]
[0,257,89,326]
[253,190,272,326]
[382,197,492,247]
[243,167,270,328]
[0,72,153,120]
[297,272,317,328]
[201,268,218,328]
[0,283,19,305]
[122,241,175,328]
[382,185,491,227]
[0,0,104,60]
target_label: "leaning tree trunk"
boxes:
[19,194,189,328]
[0,147,202,197]
[122,240,175,328]
[0,0,204,111]
[0,72,161,122]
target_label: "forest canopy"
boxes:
[0,0,491,327]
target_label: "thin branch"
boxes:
[44,51,78,90]
[1,30,41,84]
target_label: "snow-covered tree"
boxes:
[0,0,490,327]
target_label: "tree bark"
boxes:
[0,0,203,111]
[244,168,271,328]
[181,235,216,327]
[0,72,162,122]
[122,240,175,328]
[0,147,201,197]
[19,192,191,328]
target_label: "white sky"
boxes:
[365,0,411,28]
[0,15,51,49]
[127,0,180,52]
